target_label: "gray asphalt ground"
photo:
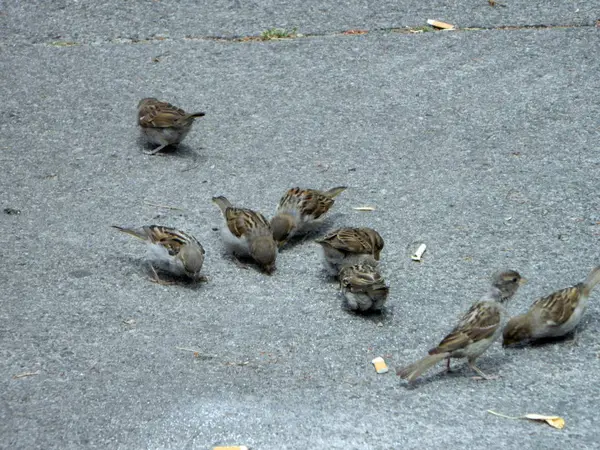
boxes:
[1,1,600,449]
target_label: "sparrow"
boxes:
[112,225,206,283]
[339,263,389,312]
[315,227,384,275]
[212,196,277,274]
[397,270,525,382]
[503,266,600,346]
[138,98,206,155]
[270,186,347,248]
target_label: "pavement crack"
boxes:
[36,21,597,48]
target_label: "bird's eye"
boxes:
[512,277,518,282]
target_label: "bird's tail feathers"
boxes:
[396,352,448,382]
[583,266,600,296]
[324,186,347,198]
[185,112,206,120]
[111,225,147,241]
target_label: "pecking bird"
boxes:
[138,98,205,155]
[212,196,277,274]
[112,225,206,283]
[339,263,389,312]
[270,186,347,249]
[315,227,384,276]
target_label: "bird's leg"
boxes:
[144,143,169,155]
[232,254,249,270]
[445,358,452,373]
[148,264,175,285]
[469,361,500,381]
[195,274,209,283]
[567,329,579,347]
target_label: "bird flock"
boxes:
[113,97,600,384]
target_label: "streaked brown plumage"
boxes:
[212,196,277,274]
[112,225,205,282]
[138,98,205,154]
[397,270,524,382]
[339,263,389,312]
[271,186,347,248]
[315,227,384,275]
[503,266,600,346]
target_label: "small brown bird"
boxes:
[315,227,384,275]
[212,196,277,274]
[112,225,206,283]
[503,266,600,346]
[138,98,205,155]
[339,263,389,312]
[397,270,525,382]
[271,186,347,249]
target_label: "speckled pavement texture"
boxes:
[1,2,599,449]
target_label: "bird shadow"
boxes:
[113,255,207,289]
[278,216,340,252]
[341,301,395,323]
[503,332,578,350]
[397,354,511,389]
[142,264,209,290]
[222,253,273,276]
[137,137,208,165]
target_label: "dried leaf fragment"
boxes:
[487,410,565,429]
[343,29,368,35]
[523,414,565,429]
[426,19,456,30]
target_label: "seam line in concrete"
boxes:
[37,21,598,48]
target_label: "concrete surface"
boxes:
[1,1,600,449]
[2,0,598,44]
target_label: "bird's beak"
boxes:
[519,278,527,285]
